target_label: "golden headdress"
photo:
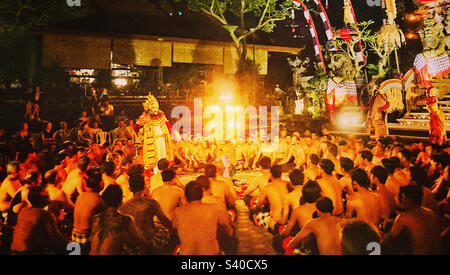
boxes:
[143,92,159,111]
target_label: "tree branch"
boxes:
[238,16,285,42]
[258,0,272,27]
[201,0,227,25]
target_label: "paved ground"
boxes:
[234,200,280,255]
[179,170,282,255]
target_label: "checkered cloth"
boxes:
[253,212,271,229]
[71,232,90,245]
[414,53,450,75]
[428,54,450,75]
[152,222,171,249]
[414,54,427,71]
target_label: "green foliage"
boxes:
[333,21,375,78]
[305,64,327,119]
[173,0,295,103]
[179,0,293,25]
[175,0,296,59]
[366,63,379,77]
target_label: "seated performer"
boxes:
[252,165,290,233]
[173,181,233,255]
[287,197,343,255]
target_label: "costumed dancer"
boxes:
[134,93,173,173]
[362,81,390,141]
[420,88,447,145]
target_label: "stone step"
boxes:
[388,123,450,132]
[396,118,450,128]
[408,113,450,119]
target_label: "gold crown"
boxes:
[143,92,159,110]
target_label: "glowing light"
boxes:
[208,105,221,111]
[406,13,421,22]
[406,32,419,40]
[336,111,363,129]
[114,78,127,87]
[220,94,233,101]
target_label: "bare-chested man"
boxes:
[205,164,236,209]
[254,165,290,232]
[341,220,381,255]
[281,180,322,237]
[244,157,271,200]
[338,140,355,160]
[63,156,90,203]
[214,161,237,201]
[324,143,340,173]
[90,185,146,255]
[287,197,343,255]
[302,136,320,157]
[192,141,214,171]
[346,168,382,227]
[173,181,233,255]
[197,175,238,254]
[246,139,258,168]
[382,157,409,202]
[44,169,74,210]
[304,154,320,182]
[279,136,306,168]
[354,140,366,158]
[273,129,289,164]
[0,161,24,216]
[251,138,275,170]
[100,161,117,194]
[372,143,386,166]
[370,166,396,221]
[285,169,304,211]
[197,176,226,210]
[11,186,67,254]
[72,169,107,254]
[317,159,344,216]
[235,139,249,170]
[358,150,375,173]
[415,143,434,167]
[149,159,169,195]
[339,158,355,197]
[152,169,185,221]
[409,165,440,218]
[382,185,442,255]
[396,149,412,182]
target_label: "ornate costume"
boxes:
[326,53,358,121]
[413,1,450,86]
[363,89,390,140]
[422,94,447,145]
[135,93,173,170]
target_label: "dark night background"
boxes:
[0,0,424,133]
